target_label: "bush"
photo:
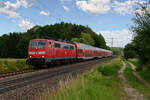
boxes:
[124,51,136,59]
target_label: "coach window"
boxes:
[63,45,69,49]
[78,49,82,53]
[55,43,61,48]
[70,46,74,50]
[66,46,69,49]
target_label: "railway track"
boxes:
[0,69,35,79]
[0,57,113,94]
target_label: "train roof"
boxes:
[31,39,74,45]
[54,40,75,46]
[30,39,48,41]
[30,39,112,53]
[75,42,112,53]
[77,43,95,50]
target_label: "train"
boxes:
[27,38,113,68]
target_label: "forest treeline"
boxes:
[0,22,109,58]
[124,2,150,68]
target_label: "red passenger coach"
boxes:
[74,43,104,60]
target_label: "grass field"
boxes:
[124,62,150,99]
[47,58,127,100]
[0,58,31,72]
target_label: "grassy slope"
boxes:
[48,58,127,100]
[128,59,150,83]
[0,59,31,72]
[124,62,150,99]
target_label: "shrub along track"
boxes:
[0,57,114,99]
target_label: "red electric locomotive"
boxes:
[27,39,76,67]
[27,38,113,67]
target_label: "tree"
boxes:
[71,33,95,46]
[71,38,80,43]
[131,2,150,65]
[80,33,95,46]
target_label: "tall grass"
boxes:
[47,58,127,100]
[0,59,31,72]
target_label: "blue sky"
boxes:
[0,0,147,47]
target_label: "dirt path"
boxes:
[118,61,147,100]
[128,62,150,88]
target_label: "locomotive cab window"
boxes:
[38,41,46,47]
[30,41,46,48]
[55,43,61,48]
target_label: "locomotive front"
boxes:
[27,39,52,66]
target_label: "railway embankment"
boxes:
[0,57,114,100]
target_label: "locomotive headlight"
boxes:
[38,52,46,54]
[42,56,45,58]
[29,52,35,54]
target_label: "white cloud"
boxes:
[19,19,35,30]
[63,6,70,11]
[112,0,146,15]
[0,8,20,18]
[99,29,132,47]
[76,0,110,16]
[40,11,50,16]
[0,1,19,18]
[0,0,37,18]
[16,0,37,8]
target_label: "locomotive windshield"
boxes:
[30,41,46,48]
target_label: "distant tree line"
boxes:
[124,2,150,67]
[0,22,109,58]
